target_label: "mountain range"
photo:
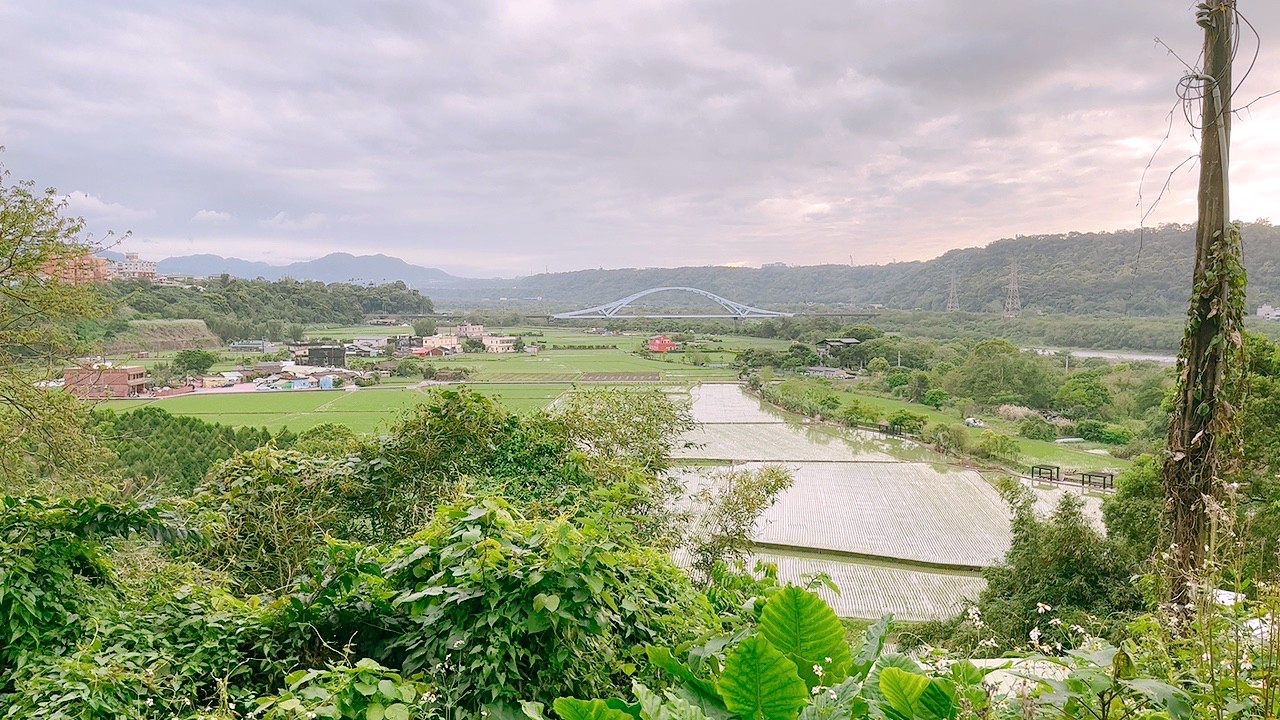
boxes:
[102,222,1280,317]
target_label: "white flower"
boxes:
[1242,656,1255,670]
[1048,618,1063,627]
[824,656,832,664]
[145,699,154,707]
[811,686,822,696]
[1036,603,1052,614]
[828,689,838,700]
[453,639,465,648]
[1029,627,1042,644]
[812,664,824,677]
[307,713,316,720]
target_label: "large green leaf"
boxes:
[864,653,922,703]
[717,634,808,720]
[553,699,637,720]
[647,647,723,708]
[1124,679,1193,720]
[759,586,853,688]
[851,614,892,681]
[878,667,931,720]
[634,684,711,720]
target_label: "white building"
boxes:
[111,252,157,279]
[482,336,518,353]
[1258,304,1280,321]
[440,323,485,338]
[422,334,462,352]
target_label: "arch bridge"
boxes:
[551,286,792,320]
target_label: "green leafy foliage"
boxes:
[0,496,187,691]
[171,349,221,376]
[1017,415,1057,441]
[383,500,716,711]
[255,658,431,720]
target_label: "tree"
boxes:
[1052,375,1113,419]
[0,162,114,490]
[412,319,437,336]
[1162,0,1244,607]
[923,388,949,409]
[686,465,794,584]
[462,337,485,353]
[943,338,1060,408]
[975,431,1021,464]
[171,349,219,377]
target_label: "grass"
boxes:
[415,347,739,382]
[101,383,572,433]
[822,384,1129,473]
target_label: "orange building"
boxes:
[63,365,146,399]
[42,253,111,285]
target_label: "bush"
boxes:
[1076,420,1134,445]
[922,388,949,409]
[887,409,927,434]
[1018,415,1058,441]
[974,431,1021,463]
[383,500,716,710]
[906,487,1144,657]
[925,422,970,454]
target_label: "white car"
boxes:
[964,417,985,428]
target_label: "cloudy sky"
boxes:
[3,2,1279,276]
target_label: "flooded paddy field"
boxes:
[677,384,1104,620]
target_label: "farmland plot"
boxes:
[687,383,784,424]
[680,462,1010,567]
[754,552,986,621]
[676,423,901,462]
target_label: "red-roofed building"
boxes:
[647,335,678,353]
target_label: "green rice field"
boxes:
[100,383,572,433]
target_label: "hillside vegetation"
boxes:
[492,222,1280,316]
[102,278,434,342]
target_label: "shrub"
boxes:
[1076,420,1134,445]
[1018,415,1058,441]
[974,431,1021,463]
[925,423,970,454]
[922,387,949,409]
[383,500,716,711]
[887,409,927,434]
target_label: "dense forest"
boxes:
[97,278,434,342]
[461,222,1280,316]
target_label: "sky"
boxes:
[3,1,1279,277]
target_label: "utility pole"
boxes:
[946,271,960,312]
[1003,261,1021,316]
[1163,0,1243,609]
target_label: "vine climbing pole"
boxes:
[1163,0,1246,609]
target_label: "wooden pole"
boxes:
[1163,0,1239,608]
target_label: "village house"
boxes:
[422,333,462,353]
[63,364,146,399]
[647,335,678,353]
[482,336,518,353]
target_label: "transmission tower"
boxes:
[1003,261,1021,316]
[946,271,960,312]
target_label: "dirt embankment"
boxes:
[105,319,222,353]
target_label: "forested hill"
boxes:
[493,222,1280,316]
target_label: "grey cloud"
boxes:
[1,1,1278,276]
